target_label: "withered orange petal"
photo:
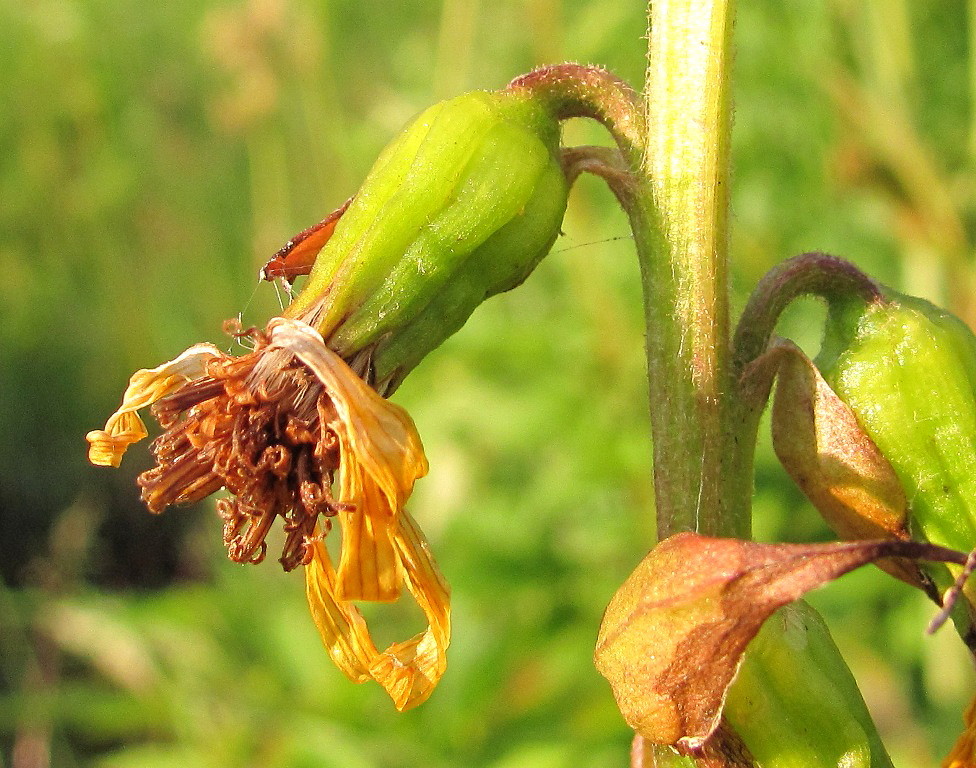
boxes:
[368,510,451,711]
[335,449,403,602]
[304,511,450,711]
[268,317,426,602]
[304,536,377,682]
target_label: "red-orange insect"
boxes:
[260,197,353,285]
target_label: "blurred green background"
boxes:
[2,1,976,766]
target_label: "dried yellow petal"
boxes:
[89,318,449,708]
[305,511,450,711]
[267,318,428,602]
[86,344,222,467]
[334,450,402,602]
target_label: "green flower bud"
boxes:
[818,290,976,557]
[283,87,569,389]
[813,288,976,639]
[725,601,894,768]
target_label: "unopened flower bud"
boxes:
[770,286,976,642]
[281,87,569,390]
[725,601,894,768]
[818,290,976,559]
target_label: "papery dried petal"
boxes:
[305,531,376,682]
[86,344,222,467]
[769,339,908,538]
[89,316,448,707]
[267,318,428,601]
[267,319,427,504]
[333,446,402,602]
[304,511,450,711]
[764,339,927,591]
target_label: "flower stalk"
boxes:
[609,3,922,765]
[87,77,578,712]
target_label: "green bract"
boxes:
[285,88,569,389]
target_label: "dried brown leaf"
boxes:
[594,532,968,751]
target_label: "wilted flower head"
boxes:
[87,318,448,710]
[88,73,576,709]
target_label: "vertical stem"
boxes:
[638,0,743,538]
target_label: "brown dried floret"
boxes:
[134,326,346,571]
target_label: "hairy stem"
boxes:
[639,0,741,538]
[732,252,882,376]
[509,64,645,167]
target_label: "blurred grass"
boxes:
[2,1,976,766]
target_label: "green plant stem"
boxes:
[639,0,742,539]
[731,252,882,375]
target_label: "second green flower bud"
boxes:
[790,286,976,640]
[818,289,976,558]
[726,601,893,767]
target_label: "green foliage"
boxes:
[1,1,974,765]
